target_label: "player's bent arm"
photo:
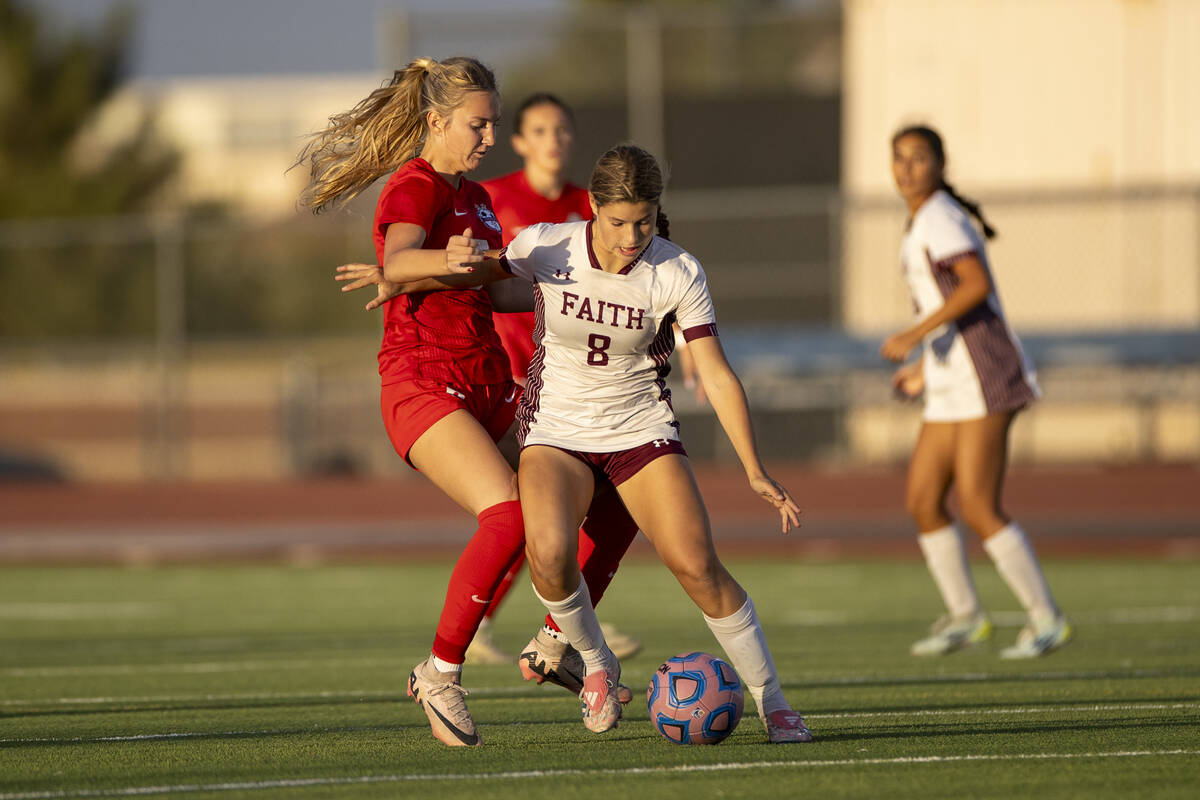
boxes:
[880,253,992,361]
[381,222,490,284]
[910,254,992,338]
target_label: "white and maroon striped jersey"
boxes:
[900,190,1040,421]
[501,220,717,451]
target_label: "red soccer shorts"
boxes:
[381,378,522,467]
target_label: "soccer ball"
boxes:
[646,651,744,744]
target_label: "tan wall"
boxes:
[843,0,1200,194]
[842,0,1200,335]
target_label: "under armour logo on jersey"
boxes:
[554,268,572,279]
[651,439,670,448]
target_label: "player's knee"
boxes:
[905,489,944,528]
[663,551,722,595]
[524,533,573,593]
[959,500,1003,538]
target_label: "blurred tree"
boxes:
[0,0,178,217]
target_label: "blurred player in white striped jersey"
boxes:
[884,125,1071,659]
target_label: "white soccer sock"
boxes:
[430,654,461,674]
[917,525,982,619]
[533,580,612,673]
[983,522,1059,622]
[703,597,788,718]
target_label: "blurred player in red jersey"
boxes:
[298,57,635,748]
[885,125,1070,659]
[466,94,641,666]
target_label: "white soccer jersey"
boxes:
[501,221,717,451]
[900,190,1040,422]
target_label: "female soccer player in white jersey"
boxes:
[884,125,1071,659]
[303,56,639,748]
[383,144,814,742]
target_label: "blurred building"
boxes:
[840,0,1200,463]
[80,74,384,219]
[3,1,1197,481]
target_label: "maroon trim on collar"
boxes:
[584,220,647,275]
[585,220,603,271]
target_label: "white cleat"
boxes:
[911,612,993,656]
[1000,613,1073,659]
[519,627,633,704]
[406,658,480,747]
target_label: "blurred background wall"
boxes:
[0,0,1196,483]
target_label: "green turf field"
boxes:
[1,558,1197,799]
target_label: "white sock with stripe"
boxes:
[703,597,788,718]
[917,524,982,619]
[534,580,613,673]
[983,522,1060,622]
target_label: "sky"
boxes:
[31,0,569,78]
[31,0,832,79]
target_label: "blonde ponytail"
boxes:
[298,56,497,212]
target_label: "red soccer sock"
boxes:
[543,488,639,631]
[483,552,526,621]
[432,499,525,663]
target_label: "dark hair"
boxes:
[892,125,996,239]
[513,92,575,135]
[588,144,671,240]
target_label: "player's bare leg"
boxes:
[521,445,623,732]
[958,412,1070,658]
[907,422,991,655]
[617,453,812,742]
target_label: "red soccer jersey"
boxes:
[374,157,510,387]
[481,171,592,378]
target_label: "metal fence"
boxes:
[2,183,1199,481]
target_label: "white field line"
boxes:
[0,658,400,678]
[0,750,1196,800]
[781,605,1200,626]
[0,603,167,621]
[3,605,1195,679]
[3,666,1196,708]
[2,702,1196,745]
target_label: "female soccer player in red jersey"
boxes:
[356,144,815,744]
[299,57,633,748]
[885,125,1071,659]
[466,93,640,666]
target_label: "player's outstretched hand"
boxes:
[749,475,802,534]
[880,329,921,362]
[445,227,487,273]
[891,361,924,401]
[335,262,401,311]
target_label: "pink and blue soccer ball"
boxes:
[646,651,744,744]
